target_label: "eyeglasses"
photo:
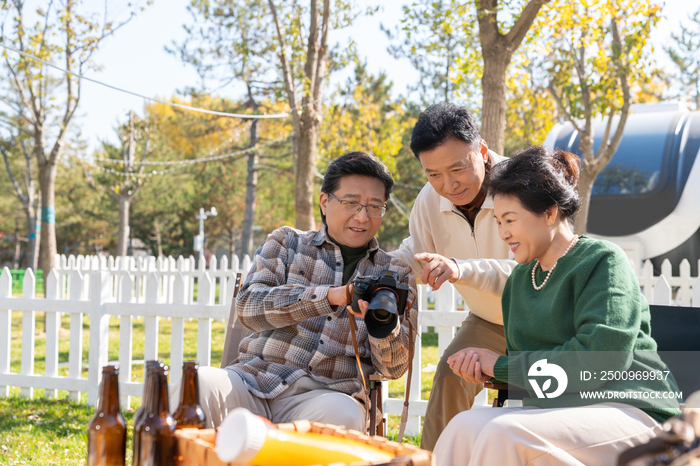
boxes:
[327,192,387,218]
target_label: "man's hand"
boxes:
[447,347,499,384]
[414,252,459,291]
[347,299,369,319]
[327,286,369,319]
[327,286,348,307]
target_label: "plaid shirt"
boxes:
[231,225,417,405]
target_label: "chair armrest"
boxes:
[483,382,508,390]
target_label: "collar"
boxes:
[310,225,380,253]
[442,193,495,214]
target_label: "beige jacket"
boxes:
[390,154,516,325]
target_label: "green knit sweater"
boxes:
[493,235,681,423]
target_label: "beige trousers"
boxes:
[169,366,365,431]
[434,403,662,465]
[420,313,507,451]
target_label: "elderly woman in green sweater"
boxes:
[433,146,681,466]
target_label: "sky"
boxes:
[26,0,700,152]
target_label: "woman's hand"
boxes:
[447,347,500,383]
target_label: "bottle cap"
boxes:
[216,408,267,463]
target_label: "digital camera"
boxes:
[350,270,410,338]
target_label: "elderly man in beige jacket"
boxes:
[390,103,516,451]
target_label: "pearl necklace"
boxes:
[531,235,579,291]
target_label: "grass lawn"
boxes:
[0,396,132,466]
[1,310,493,464]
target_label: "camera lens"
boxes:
[370,308,392,324]
[365,289,398,338]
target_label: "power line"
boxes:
[91,124,248,165]
[89,135,288,167]
[389,193,410,220]
[394,181,424,190]
[0,42,297,120]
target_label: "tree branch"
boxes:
[49,4,78,166]
[312,0,330,111]
[10,2,43,124]
[597,17,631,166]
[37,0,55,56]
[0,116,32,136]
[20,139,34,198]
[476,0,501,47]
[136,132,151,176]
[1,146,28,204]
[505,0,549,50]
[597,108,615,159]
[547,80,583,134]
[306,0,320,95]
[268,0,301,130]
[82,165,103,192]
[4,56,36,124]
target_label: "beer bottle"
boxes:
[172,361,206,429]
[88,365,127,466]
[134,361,163,427]
[132,360,163,465]
[134,366,177,466]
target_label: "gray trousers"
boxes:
[420,312,507,451]
[170,366,365,431]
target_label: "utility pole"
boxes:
[195,207,217,263]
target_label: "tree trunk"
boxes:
[117,195,131,256]
[241,120,259,257]
[38,162,58,276]
[267,0,328,232]
[153,222,163,258]
[13,221,22,269]
[25,199,39,272]
[575,165,597,235]
[229,227,237,263]
[295,118,319,231]
[475,0,549,156]
[2,143,40,271]
[479,54,509,156]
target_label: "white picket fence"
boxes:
[0,253,251,409]
[0,254,699,437]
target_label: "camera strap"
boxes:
[346,283,417,442]
[348,314,368,393]
[346,283,369,395]
[348,314,372,432]
[397,312,415,444]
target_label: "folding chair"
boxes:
[369,374,387,436]
[486,304,700,407]
[220,274,246,368]
[220,273,402,438]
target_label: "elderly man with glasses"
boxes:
[180,151,417,430]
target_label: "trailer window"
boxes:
[592,113,668,195]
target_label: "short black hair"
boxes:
[410,103,481,159]
[320,151,394,224]
[488,146,581,220]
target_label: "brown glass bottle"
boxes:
[172,361,206,429]
[132,360,163,465]
[134,361,163,428]
[88,365,127,466]
[133,366,177,466]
